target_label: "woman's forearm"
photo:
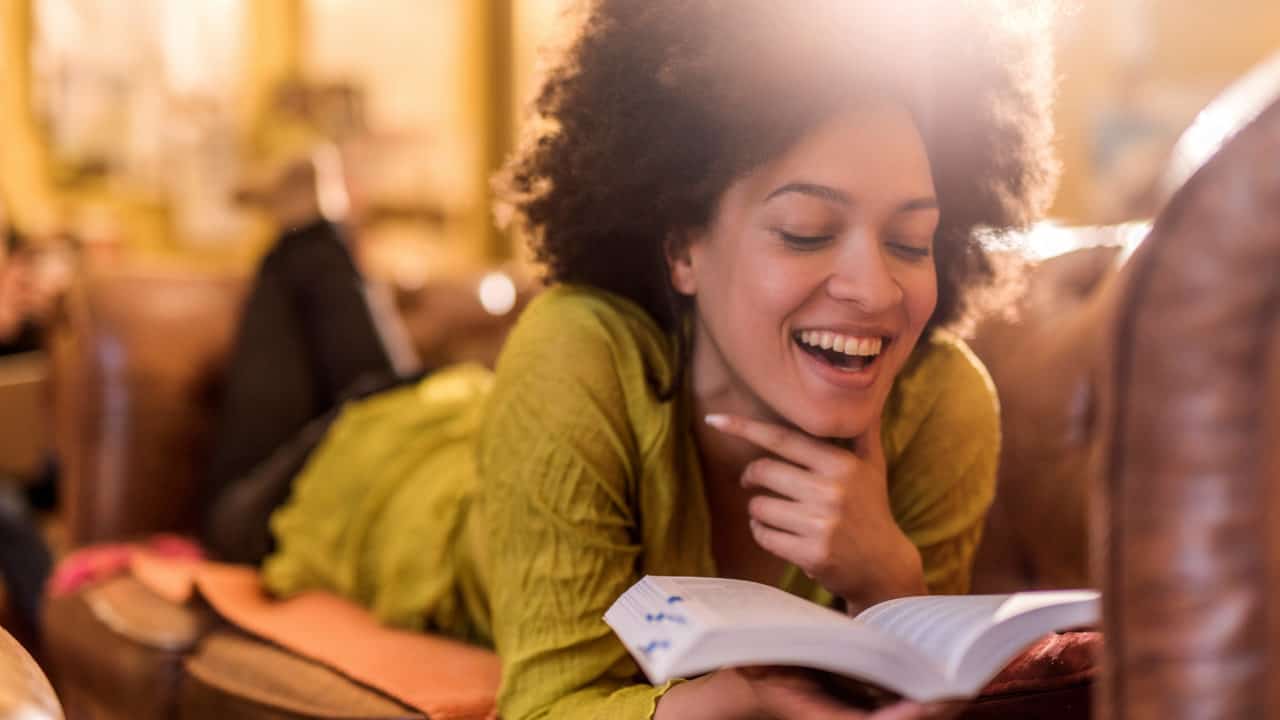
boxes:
[653,670,758,720]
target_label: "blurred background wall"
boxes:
[0,0,1277,282]
[1052,0,1280,223]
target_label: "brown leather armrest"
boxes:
[1097,97,1280,718]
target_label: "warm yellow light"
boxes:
[1021,220,1151,262]
[477,272,517,316]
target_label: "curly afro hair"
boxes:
[497,0,1059,342]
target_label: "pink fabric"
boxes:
[47,534,205,598]
[130,549,202,605]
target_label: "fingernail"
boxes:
[705,414,729,428]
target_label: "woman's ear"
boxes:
[665,229,700,296]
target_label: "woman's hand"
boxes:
[739,667,962,720]
[705,414,925,609]
[655,666,962,720]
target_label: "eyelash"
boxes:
[778,231,833,250]
[778,231,932,260]
[888,241,932,260]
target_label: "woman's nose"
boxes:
[825,232,904,313]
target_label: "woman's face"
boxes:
[672,103,939,439]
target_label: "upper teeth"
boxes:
[798,331,883,357]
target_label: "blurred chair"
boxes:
[0,351,49,482]
[0,352,53,648]
[48,270,248,546]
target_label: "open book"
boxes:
[605,576,1099,703]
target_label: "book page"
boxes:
[854,594,1015,670]
[656,576,851,630]
[855,590,1100,692]
[606,576,947,698]
[953,591,1099,693]
[604,576,707,681]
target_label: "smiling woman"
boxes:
[261,2,1060,719]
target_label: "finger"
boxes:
[749,518,814,568]
[741,457,825,501]
[747,494,818,536]
[869,701,935,720]
[705,414,843,471]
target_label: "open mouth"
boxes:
[792,330,888,373]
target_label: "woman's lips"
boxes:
[792,333,887,388]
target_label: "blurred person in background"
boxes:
[0,227,43,357]
[0,211,54,648]
[202,140,416,564]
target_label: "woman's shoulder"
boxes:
[884,329,1000,455]
[499,284,675,381]
[515,284,663,336]
[902,330,996,401]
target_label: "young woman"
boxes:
[262,2,1058,718]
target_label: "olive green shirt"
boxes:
[264,284,999,720]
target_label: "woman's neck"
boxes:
[687,329,791,585]
[687,327,774,482]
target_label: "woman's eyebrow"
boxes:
[764,182,938,214]
[765,182,851,205]
[897,197,939,213]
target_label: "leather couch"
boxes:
[1091,95,1280,720]
[37,248,1115,720]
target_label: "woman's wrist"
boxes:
[653,669,760,720]
[841,530,926,613]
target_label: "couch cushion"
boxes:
[968,245,1125,592]
[191,564,500,719]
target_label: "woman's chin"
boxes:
[788,410,875,443]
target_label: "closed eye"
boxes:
[778,231,834,250]
[887,240,931,260]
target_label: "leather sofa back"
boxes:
[1095,97,1280,719]
[50,270,247,546]
[968,244,1123,592]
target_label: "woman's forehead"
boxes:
[736,105,937,210]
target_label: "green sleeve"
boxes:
[476,289,676,720]
[885,335,1001,595]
